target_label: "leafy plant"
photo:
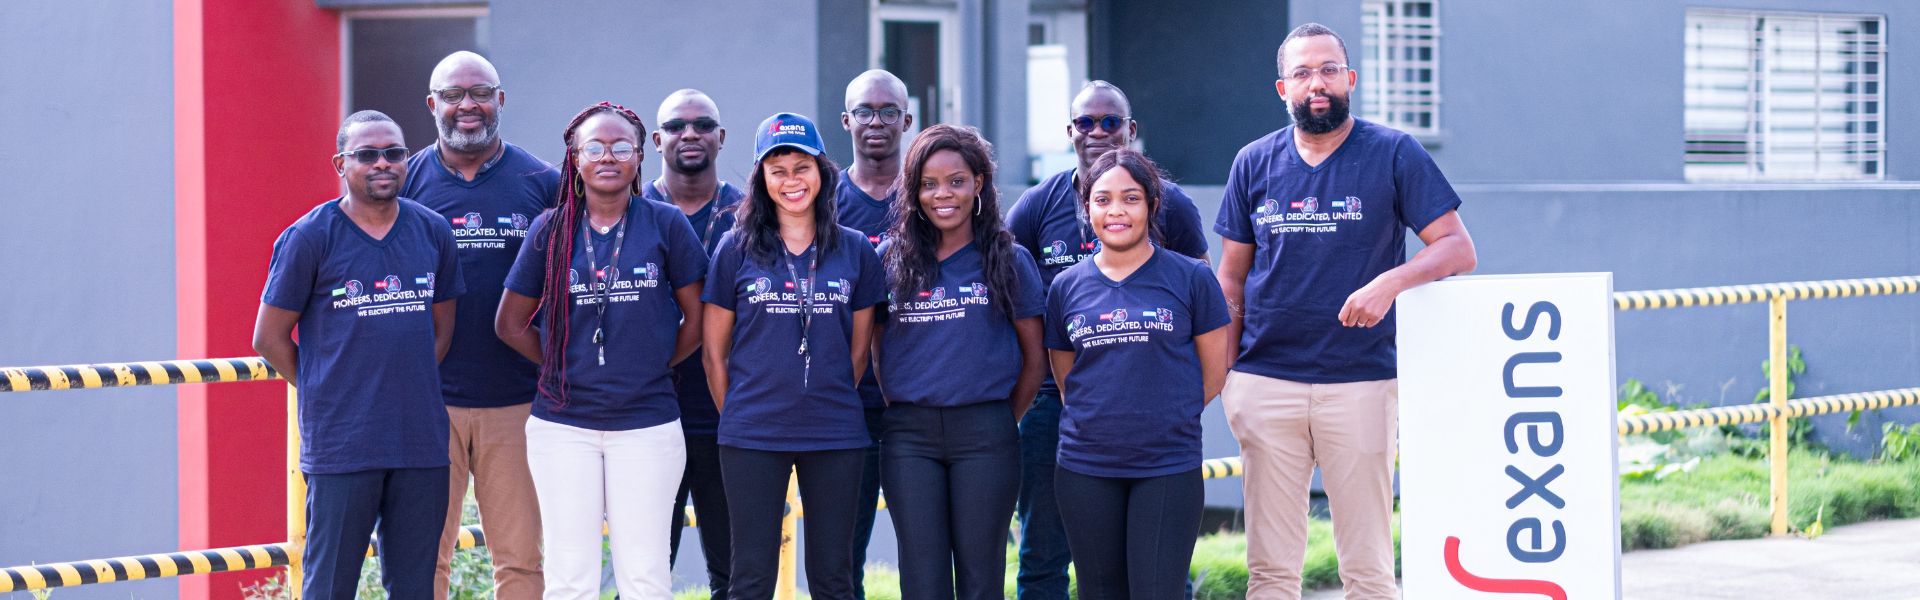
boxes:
[1880,422,1920,462]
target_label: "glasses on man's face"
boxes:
[337,147,409,165]
[1071,114,1130,134]
[1286,63,1350,84]
[433,84,502,105]
[579,141,638,162]
[661,118,721,135]
[849,107,904,125]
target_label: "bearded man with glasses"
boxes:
[402,50,559,600]
[1003,79,1210,600]
[1213,23,1477,599]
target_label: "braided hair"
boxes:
[530,101,648,407]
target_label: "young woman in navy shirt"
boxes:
[1043,148,1232,599]
[495,102,708,599]
[702,112,886,600]
[874,124,1046,599]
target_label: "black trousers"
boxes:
[671,432,732,600]
[303,466,450,600]
[881,401,1021,600]
[720,445,866,600]
[1054,467,1203,600]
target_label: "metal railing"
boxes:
[3,274,1913,594]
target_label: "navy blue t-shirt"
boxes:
[876,242,1045,408]
[402,142,559,408]
[642,178,745,436]
[261,198,466,474]
[1043,248,1229,478]
[702,226,888,451]
[835,169,895,409]
[1008,168,1211,393]
[1213,119,1461,384]
[503,199,708,431]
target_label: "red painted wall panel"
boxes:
[177,1,340,598]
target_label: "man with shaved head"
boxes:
[834,68,914,599]
[402,50,558,600]
[1004,79,1210,599]
[643,88,741,600]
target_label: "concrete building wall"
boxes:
[0,2,182,598]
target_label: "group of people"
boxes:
[252,22,1476,600]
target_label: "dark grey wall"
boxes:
[489,0,830,186]
[0,2,181,598]
[1088,0,1290,185]
[1429,0,1920,182]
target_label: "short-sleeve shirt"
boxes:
[835,170,896,410]
[260,198,466,474]
[702,226,888,451]
[402,142,559,408]
[876,241,1046,408]
[1043,248,1229,478]
[643,178,745,436]
[1008,168,1212,393]
[503,199,708,431]
[1212,119,1462,383]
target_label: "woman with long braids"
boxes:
[873,124,1045,599]
[1043,148,1232,599]
[701,112,885,600]
[495,101,709,599]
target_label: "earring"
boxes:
[975,200,983,216]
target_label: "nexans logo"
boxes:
[1446,299,1569,600]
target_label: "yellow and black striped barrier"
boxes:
[1619,388,1920,435]
[1613,275,1920,311]
[1200,456,1243,480]
[0,357,278,392]
[0,525,487,594]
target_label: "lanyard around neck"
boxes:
[781,239,819,386]
[581,202,629,366]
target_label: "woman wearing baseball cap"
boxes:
[701,112,887,599]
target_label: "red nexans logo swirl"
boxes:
[1445,536,1567,600]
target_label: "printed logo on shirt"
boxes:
[891,282,988,323]
[568,268,580,286]
[1256,193,1361,235]
[631,262,661,285]
[329,274,437,316]
[1043,239,1095,267]
[1063,306,1176,348]
[571,261,663,306]
[868,233,889,249]
[964,282,987,298]
[449,210,529,250]
[747,275,849,315]
[1332,196,1363,216]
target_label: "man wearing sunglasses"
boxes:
[254,110,465,599]
[1214,24,1476,599]
[1004,79,1210,600]
[835,68,914,599]
[643,88,743,600]
[403,50,558,600]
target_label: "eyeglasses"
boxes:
[336,147,409,164]
[579,141,638,162]
[661,118,721,134]
[432,84,502,104]
[1285,63,1350,84]
[1071,114,1131,134]
[849,107,903,125]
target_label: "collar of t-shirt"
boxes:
[437,141,507,179]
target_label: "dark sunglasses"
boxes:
[337,147,409,164]
[432,84,501,104]
[661,118,721,134]
[1071,114,1131,134]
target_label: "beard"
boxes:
[437,108,500,153]
[1290,91,1350,135]
[669,151,711,174]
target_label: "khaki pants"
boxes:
[436,403,543,600]
[1223,371,1398,600]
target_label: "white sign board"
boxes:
[1398,273,1620,599]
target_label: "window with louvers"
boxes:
[1685,9,1885,181]
[1361,0,1440,138]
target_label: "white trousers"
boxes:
[526,417,687,600]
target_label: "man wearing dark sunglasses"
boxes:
[644,88,743,600]
[835,68,914,600]
[255,110,465,600]
[404,50,559,600]
[1004,79,1211,600]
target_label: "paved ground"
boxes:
[1302,518,1920,599]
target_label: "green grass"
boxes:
[1619,449,1920,550]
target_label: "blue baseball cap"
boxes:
[754,112,826,162]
